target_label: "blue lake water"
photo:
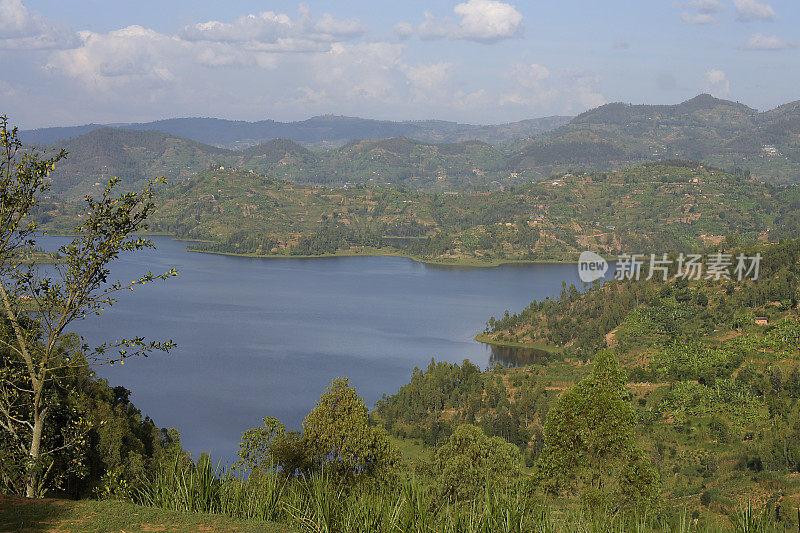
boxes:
[39,236,594,461]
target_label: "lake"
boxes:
[40,236,594,461]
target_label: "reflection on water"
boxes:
[486,344,554,367]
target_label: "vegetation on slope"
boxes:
[445,238,800,523]
[134,161,800,264]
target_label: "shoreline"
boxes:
[185,246,583,268]
[474,333,562,353]
[38,230,584,267]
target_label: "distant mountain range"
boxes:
[21,115,572,149]
[24,94,800,200]
[42,130,513,200]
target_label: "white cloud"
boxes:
[565,69,606,110]
[195,44,253,68]
[46,26,184,91]
[401,62,455,90]
[400,61,456,101]
[679,0,726,24]
[453,0,523,42]
[7,2,610,126]
[500,64,603,112]
[418,12,455,40]
[393,22,414,39]
[181,13,291,42]
[452,89,493,108]
[310,42,405,101]
[509,63,550,86]
[0,0,78,50]
[680,12,718,24]
[313,12,365,40]
[292,86,329,106]
[703,69,730,96]
[742,33,791,50]
[688,0,726,14]
[42,4,374,94]
[418,0,523,43]
[734,0,776,22]
[180,5,365,46]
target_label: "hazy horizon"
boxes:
[19,92,800,132]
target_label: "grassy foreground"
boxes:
[0,495,292,533]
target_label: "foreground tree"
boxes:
[0,116,176,497]
[238,377,399,484]
[534,351,659,507]
[302,377,399,483]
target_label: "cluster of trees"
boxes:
[239,358,657,511]
[486,278,657,353]
[477,233,800,520]
[234,377,527,504]
[509,140,632,168]
[373,359,545,453]
[0,339,181,499]
[291,220,383,256]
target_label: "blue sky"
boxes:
[1,0,798,128]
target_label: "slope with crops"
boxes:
[137,161,800,265]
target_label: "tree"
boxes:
[235,416,308,478]
[236,416,287,473]
[302,377,399,483]
[431,423,521,501]
[0,117,176,497]
[534,351,659,506]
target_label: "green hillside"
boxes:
[132,161,800,264]
[41,128,229,200]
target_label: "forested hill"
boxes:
[30,94,800,200]
[21,115,571,149]
[41,128,229,200]
[513,94,800,183]
[61,161,794,264]
[482,237,800,354]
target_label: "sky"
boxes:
[0,0,798,128]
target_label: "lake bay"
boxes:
[41,236,590,461]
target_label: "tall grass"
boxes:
[132,453,791,532]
